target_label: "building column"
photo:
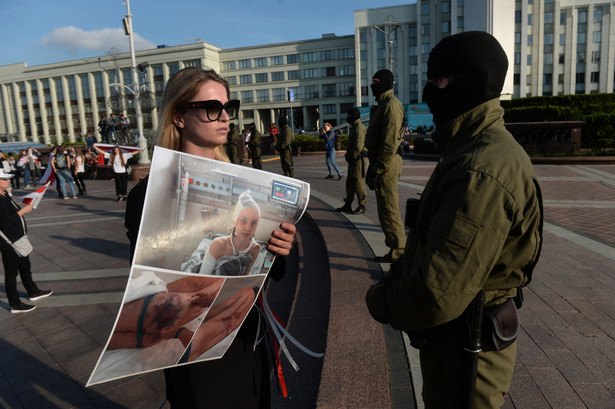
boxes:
[61,76,75,143]
[24,81,38,143]
[74,74,87,138]
[49,79,62,145]
[1,84,14,135]
[12,83,26,141]
[89,73,100,136]
[36,79,51,145]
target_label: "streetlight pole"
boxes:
[123,0,150,163]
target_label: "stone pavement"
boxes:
[0,154,613,408]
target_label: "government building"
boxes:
[0,0,613,145]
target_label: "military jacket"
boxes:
[366,99,543,331]
[364,89,404,174]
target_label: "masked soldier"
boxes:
[248,123,262,169]
[226,123,240,164]
[364,69,406,263]
[275,117,294,178]
[337,107,367,214]
[366,31,543,409]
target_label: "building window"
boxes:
[338,65,354,76]
[239,74,252,85]
[302,52,318,63]
[339,82,355,97]
[578,9,587,24]
[322,104,336,115]
[94,72,104,97]
[361,86,369,96]
[593,31,601,43]
[270,55,284,66]
[287,54,300,64]
[560,12,567,25]
[409,45,418,56]
[168,62,180,75]
[254,57,267,67]
[304,68,319,79]
[544,33,553,45]
[80,75,91,100]
[238,59,252,69]
[577,53,585,63]
[559,34,566,45]
[288,70,301,80]
[576,72,585,83]
[514,53,521,64]
[421,1,430,15]
[441,1,450,13]
[591,51,600,62]
[184,59,201,68]
[240,90,253,103]
[543,74,552,85]
[590,72,600,83]
[421,44,431,54]
[255,73,268,83]
[515,32,521,43]
[528,14,533,25]
[293,86,303,100]
[320,50,336,61]
[422,24,430,35]
[322,84,336,97]
[256,89,269,102]
[514,73,520,85]
[515,11,521,23]
[272,88,285,101]
[271,71,284,82]
[457,16,464,30]
[55,78,64,102]
[226,76,237,85]
[544,53,553,64]
[305,85,319,99]
[577,32,586,44]
[442,21,450,33]
[559,54,565,64]
[527,34,533,46]
[527,54,532,65]
[544,12,553,24]
[339,48,354,59]
[558,74,564,84]
[322,67,336,77]
[594,7,602,23]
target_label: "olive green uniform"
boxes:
[226,127,240,164]
[364,88,406,261]
[248,128,262,169]
[366,99,544,408]
[276,124,294,177]
[343,118,367,208]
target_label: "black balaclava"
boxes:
[229,123,235,130]
[422,31,508,126]
[249,122,256,130]
[370,69,395,98]
[278,117,288,127]
[347,107,361,123]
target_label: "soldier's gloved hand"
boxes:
[366,166,381,191]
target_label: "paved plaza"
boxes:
[0,152,613,408]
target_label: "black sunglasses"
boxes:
[182,99,240,121]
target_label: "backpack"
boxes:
[55,153,67,170]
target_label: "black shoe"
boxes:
[325,175,334,179]
[337,174,343,180]
[353,206,366,214]
[336,205,353,213]
[375,253,393,263]
[29,289,53,301]
[11,303,36,313]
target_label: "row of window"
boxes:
[513,71,603,86]
[515,7,602,26]
[222,48,354,71]
[515,30,602,46]
[232,82,355,103]
[226,65,356,85]
[515,50,601,65]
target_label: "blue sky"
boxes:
[1,0,408,68]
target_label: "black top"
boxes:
[0,193,26,242]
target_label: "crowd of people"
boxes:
[1,32,545,409]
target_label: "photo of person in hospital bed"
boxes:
[88,270,255,384]
[181,190,271,276]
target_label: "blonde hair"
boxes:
[155,67,231,162]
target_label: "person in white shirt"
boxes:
[94,144,141,202]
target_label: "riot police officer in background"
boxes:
[364,69,406,263]
[337,107,367,214]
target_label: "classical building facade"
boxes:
[0,0,613,144]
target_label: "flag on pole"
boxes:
[21,182,50,209]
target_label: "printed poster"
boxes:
[87,147,310,386]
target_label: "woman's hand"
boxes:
[18,204,34,216]
[267,222,296,256]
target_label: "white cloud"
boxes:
[42,26,156,54]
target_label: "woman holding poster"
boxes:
[125,67,296,408]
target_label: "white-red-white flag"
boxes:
[21,182,50,209]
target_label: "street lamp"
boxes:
[121,0,150,164]
[375,15,401,73]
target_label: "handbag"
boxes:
[0,205,33,257]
